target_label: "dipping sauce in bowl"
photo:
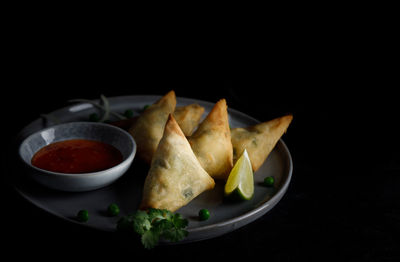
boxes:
[19,121,136,192]
[31,139,123,174]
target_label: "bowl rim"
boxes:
[18,121,137,177]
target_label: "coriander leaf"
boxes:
[141,230,159,249]
[117,216,134,232]
[132,210,151,234]
[162,228,189,242]
[171,213,189,228]
[161,209,173,220]
[117,208,189,249]
[153,218,173,232]
[147,208,168,222]
[161,213,188,242]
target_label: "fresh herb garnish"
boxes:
[117,208,189,249]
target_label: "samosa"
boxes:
[140,114,215,212]
[128,90,176,164]
[188,99,233,180]
[231,114,293,172]
[173,104,205,136]
[112,104,204,135]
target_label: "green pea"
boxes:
[77,209,89,222]
[107,203,120,217]
[198,209,210,221]
[124,109,134,118]
[263,176,275,187]
[89,113,100,122]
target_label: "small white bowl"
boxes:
[18,122,136,192]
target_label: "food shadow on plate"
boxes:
[110,158,149,214]
[183,181,226,221]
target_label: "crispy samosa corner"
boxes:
[231,114,293,172]
[128,90,176,164]
[188,99,233,180]
[173,104,205,136]
[140,114,215,212]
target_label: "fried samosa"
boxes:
[188,99,233,180]
[112,104,204,135]
[173,104,205,136]
[231,114,293,172]
[140,114,215,212]
[128,90,176,164]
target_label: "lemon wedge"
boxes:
[224,149,254,200]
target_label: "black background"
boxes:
[2,13,399,261]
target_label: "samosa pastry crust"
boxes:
[140,114,215,212]
[231,114,293,172]
[188,99,233,180]
[173,104,205,136]
[128,90,176,164]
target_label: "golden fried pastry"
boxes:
[231,114,293,172]
[128,90,176,164]
[173,104,205,136]
[188,99,233,180]
[140,114,215,212]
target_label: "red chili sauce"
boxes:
[31,139,123,174]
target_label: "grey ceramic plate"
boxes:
[14,95,293,243]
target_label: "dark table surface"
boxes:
[2,59,399,261]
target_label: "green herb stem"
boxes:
[68,97,126,121]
